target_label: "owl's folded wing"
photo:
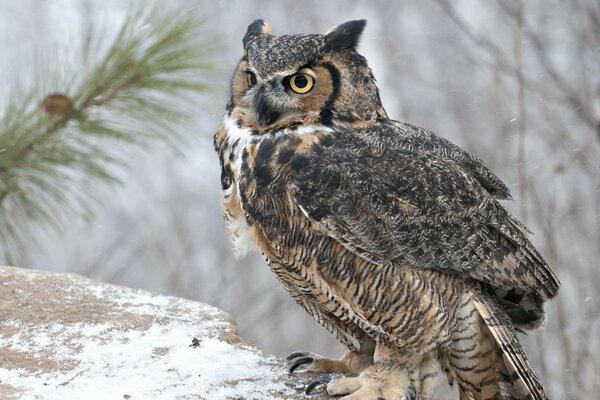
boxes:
[389,120,513,200]
[290,129,558,300]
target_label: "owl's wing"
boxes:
[389,120,513,200]
[290,123,559,300]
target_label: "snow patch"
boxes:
[0,268,297,399]
[0,319,292,399]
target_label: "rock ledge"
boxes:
[0,266,314,399]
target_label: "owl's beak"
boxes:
[256,93,280,126]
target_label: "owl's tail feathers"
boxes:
[471,292,549,400]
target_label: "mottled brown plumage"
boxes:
[214,19,559,400]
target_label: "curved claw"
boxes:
[305,374,332,395]
[405,383,417,400]
[286,351,310,361]
[288,356,314,374]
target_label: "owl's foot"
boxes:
[287,349,372,374]
[306,365,417,400]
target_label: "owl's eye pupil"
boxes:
[294,75,308,88]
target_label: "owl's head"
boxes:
[227,19,387,132]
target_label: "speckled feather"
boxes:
[246,34,325,77]
[215,19,557,400]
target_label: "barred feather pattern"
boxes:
[440,286,549,400]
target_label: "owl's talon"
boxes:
[286,349,373,375]
[305,374,332,395]
[288,356,314,374]
[286,350,310,361]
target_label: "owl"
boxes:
[214,19,559,400]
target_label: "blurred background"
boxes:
[0,1,598,398]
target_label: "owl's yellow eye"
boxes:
[287,74,314,94]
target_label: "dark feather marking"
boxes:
[450,362,477,372]
[455,307,477,321]
[256,139,276,163]
[277,147,295,164]
[220,165,232,190]
[319,63,341,126]
[319,134,335,147]
[468,347,494,360]
[451,342,477,353]
[290,154,310,171]
[420,371,441,381]
[253,160,272,188]
[453,332,478,342]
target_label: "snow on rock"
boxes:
[0,266,319,399]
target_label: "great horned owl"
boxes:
[214,19,558,400]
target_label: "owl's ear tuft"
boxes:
[324,19,366,52]
[243,19,272,49]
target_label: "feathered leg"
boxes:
[321,342,423,400]
[414,352,446,400]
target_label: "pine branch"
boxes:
[0,5,216,262]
